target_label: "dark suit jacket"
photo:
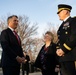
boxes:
[0,28,24,67]
[57,17,76,62]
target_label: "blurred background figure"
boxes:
[34,31,59,75]
[22,51,30,75]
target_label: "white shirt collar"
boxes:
[8,26,14,32]
[64,16,70,22]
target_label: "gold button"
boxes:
[68,26,70,27]
[65,32,68,34]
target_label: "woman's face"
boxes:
[44,34,52,42]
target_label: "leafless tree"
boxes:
[16,15,38,52]
[0,15,39,62]
[0,15,38,52]
[42,22,59,43]
[0,15,60,62]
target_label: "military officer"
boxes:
[56,4,76,75]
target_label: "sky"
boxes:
[0,0,76,37]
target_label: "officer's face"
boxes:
[58,10,68,21]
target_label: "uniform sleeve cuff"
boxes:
[59,43,71,53]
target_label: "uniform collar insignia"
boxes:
[63,22,69,26]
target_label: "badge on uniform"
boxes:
[63,22,70,30]
[63,22,69,26]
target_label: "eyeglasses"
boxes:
[44,35,50,38]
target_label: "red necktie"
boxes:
[13,31,21,45]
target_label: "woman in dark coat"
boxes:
[34,31,59,75]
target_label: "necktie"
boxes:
[13,31,21,45]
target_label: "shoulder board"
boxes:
[72,16,76,21]
[72,16,76,19]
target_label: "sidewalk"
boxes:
[20,72,41,75]
[29,72,41,75]
[20,71,60,75]
[0,68,60,75]
[0,70,41,75]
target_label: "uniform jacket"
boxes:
[0,28,24,67]
[57,17,76,62]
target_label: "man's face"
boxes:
[8,16,19,29]
[58,10,68,21]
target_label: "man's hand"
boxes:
[55,67,60,72]
[22,57,27,63]
[56,49,65,56]
[16,56,25,63]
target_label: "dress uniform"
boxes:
[57,4,76,75]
